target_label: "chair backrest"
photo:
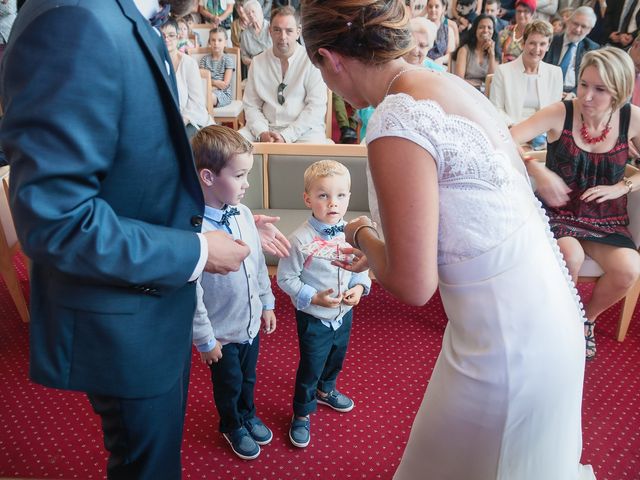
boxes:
[625,163,640,248]
[0,166,18,250]
[484,73,493,98]
[188,47,242,102]
[190,23,213,48]
[326,89,333,140]
[199,68,214,115]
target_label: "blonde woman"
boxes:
[512,47,640,360]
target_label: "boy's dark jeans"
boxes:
[210,335,260,433]
[293,309,353,417]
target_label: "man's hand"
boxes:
[254,214,291,257]
[271,131,286,143]
[312,288,343,308]
[200,341,223,365]
[620,33,634,47]
[203,230,250,274]
[342,285,364,306]
[258,131,275,142]
[262,310,277,334]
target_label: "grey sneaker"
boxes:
[223,426,260,460]
[316,390,354,412]
[245,417,273,445]
[289,416,310,448]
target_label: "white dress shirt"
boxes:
[241,43,329,143]
[560,36,578,90]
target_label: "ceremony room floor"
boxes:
[0,254,639,479]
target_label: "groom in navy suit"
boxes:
[0,0,252,477]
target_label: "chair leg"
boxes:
[0,253,29,322]
[616,278,640,342]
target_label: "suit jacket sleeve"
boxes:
[0,6,201,292]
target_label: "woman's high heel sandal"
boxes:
[584,320,596,361]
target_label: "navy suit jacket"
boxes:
[604,0,640,44]
[0,0,205,398]
[543,34,600,93]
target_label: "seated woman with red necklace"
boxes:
[511,47,640,361]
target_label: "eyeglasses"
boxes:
[277,83,286,105]
[162,32,177,40]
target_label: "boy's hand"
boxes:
[342,285,364,306]
[312,288,343,308]
[254,214,291,258]
[262,309,277,334]
[200,341,223,365]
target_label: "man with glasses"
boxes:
[543,6,600,99]
[240,5,329,143]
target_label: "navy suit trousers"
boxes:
[87,348,191,480]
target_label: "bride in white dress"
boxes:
[301,1,595,479]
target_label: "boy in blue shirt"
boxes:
[277,160,371,448]
[191,125,276,460]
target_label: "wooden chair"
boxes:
[0,167,29,322]
[326,89,333,141]
[484,73,493,98]
[189,46,244,129]
[199,68,214,115]
[577,163,640,342]
[190,23,213,48]
[527,154,640,342]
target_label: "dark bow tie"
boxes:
[149,3,171,28]
[323,224,344,236]
[218,207,239,227]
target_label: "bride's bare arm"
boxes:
[360,136,439,306]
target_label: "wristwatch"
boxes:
[623,177,634,194]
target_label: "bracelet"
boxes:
[352,224,379,250]
[623,177,633,194]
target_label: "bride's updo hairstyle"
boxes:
[301,0,413,65]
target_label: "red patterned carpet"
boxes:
[0,253,639,479]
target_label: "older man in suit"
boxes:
[0,0,262,478]
[544,6,599,99]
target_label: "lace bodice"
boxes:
[366,93,536,265]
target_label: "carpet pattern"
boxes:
[0,254,639,479]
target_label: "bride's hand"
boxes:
[332,246,369,273]
[343,215,375,246]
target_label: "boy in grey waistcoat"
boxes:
[191,126,276,461]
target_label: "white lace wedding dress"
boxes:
[366,92,596,480]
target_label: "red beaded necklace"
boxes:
[580,112,613,144]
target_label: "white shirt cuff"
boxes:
[189,233,208,282]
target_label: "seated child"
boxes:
[277,160,371,449]
[550,14,564,34]
[177,18,196,52]
[191,125,277,461]
[456,0,478,44]
[184,13,204,47]
[199,27,235,108]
